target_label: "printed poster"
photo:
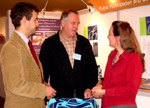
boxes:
[88,25,98,40]
[146,16,150,35]
[84,25,98,40]
[84,25,99,57]
[93,42,98,57]
[32,18,61,56]
[140,16,150,36]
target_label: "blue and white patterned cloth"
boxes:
[48,98,99,108]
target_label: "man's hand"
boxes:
[45,85,56,99]
[84,88,92,98]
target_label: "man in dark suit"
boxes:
[40,9,98,99]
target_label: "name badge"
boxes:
[72,53,81,61]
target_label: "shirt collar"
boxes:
[59,32,77,44]
[15,30,29,45]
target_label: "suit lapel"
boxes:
[11,32,41,71]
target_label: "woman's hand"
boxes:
[92,85,105,98]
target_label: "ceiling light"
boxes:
[81,0,95,13]
[41,0,49,16]
[109,0,117,4]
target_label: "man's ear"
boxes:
[21,16,27,25]
[61,20,65,28]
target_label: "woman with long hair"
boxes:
[92,21,145,108]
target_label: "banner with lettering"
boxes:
[32,18,61,55]
[89,0,150,13]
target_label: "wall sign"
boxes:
[89,0,150,13]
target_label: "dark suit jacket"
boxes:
[40,32,98,98]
